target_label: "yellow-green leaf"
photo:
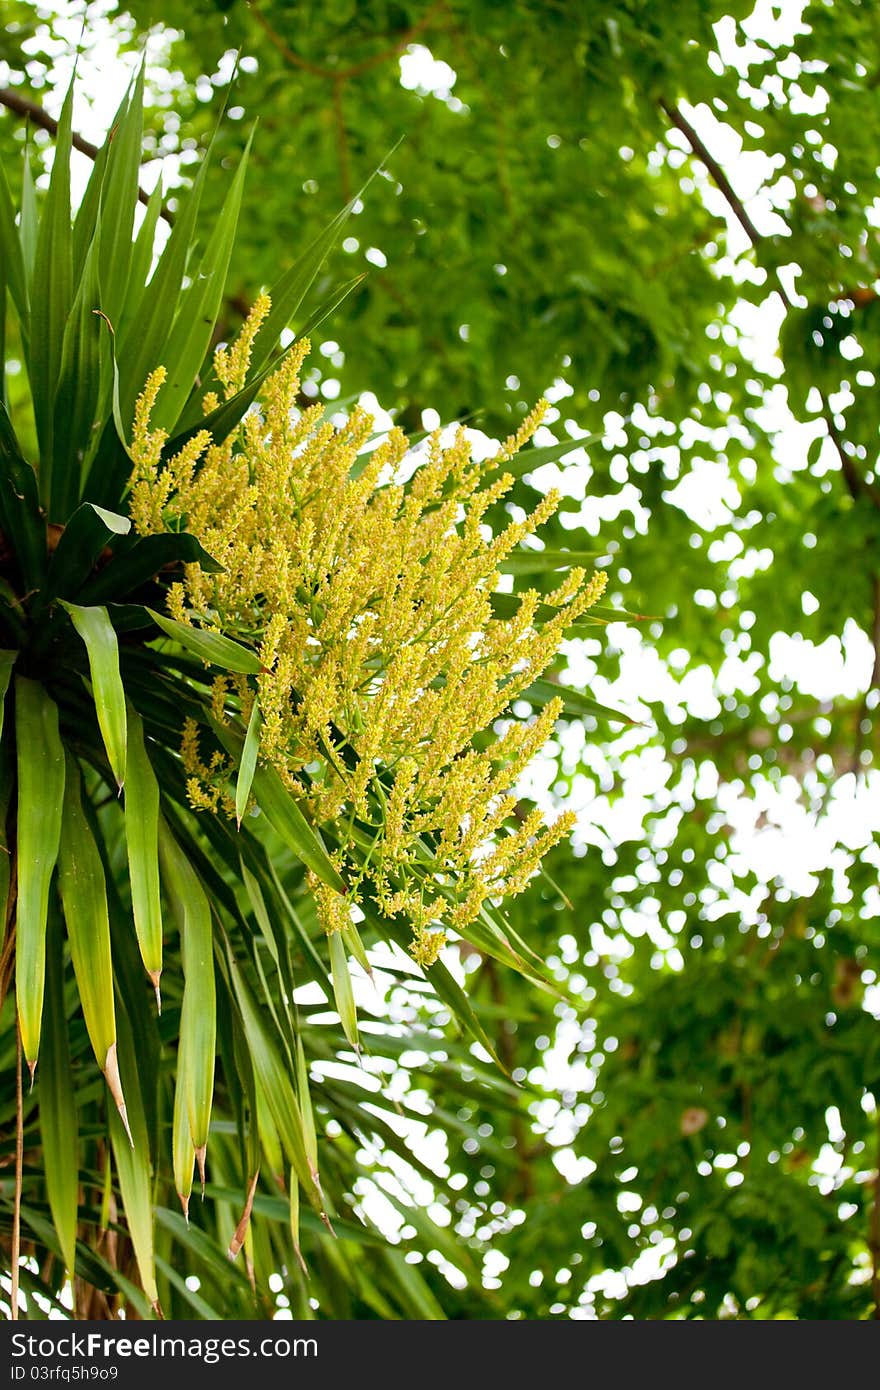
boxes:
[41,907,78,1277]
[158,820,216,1181]
[235,698,261,827]
[289,1170,307,1276]
[342,919,372,979]
[148,136,251,434]
[255,1081,284,1188]
[58,752,131,1142]
[147,607,263,674]
[29,81,73,496]
[172,1041,195,1220]
[0,738,13,954]
[15,677,65,1068]
[251,760,345,892]
[124,702,163,1002]
[328,930,359,1051]
[61,602,127,786]
[109,1000,160,1314]
[212,714,344,892]
[226,950,316,1200]
[295,1037,317,1176]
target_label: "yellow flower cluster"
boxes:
[129,300,606,966]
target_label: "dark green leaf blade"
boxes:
[46,503,130,601]
[0,400,46,592]
[77,531,223,605]
[28,81,74,501]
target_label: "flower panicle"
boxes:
[131,297,601,964]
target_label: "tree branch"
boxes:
[659,99,765,250]
[247,1,443,82]
[0,86,174,226]
[821,391,880,508]
[659,99,798,316]
[0,85,100,160]
[246,6,334,77]
[659,102,880,683]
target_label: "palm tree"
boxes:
[0,73,615,1320]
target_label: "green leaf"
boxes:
[383,1247,446,1320]
[123,702,163,998]
[51,236,107,519]
[15,677,66,1067]
[226,989,262,1179]
[96,66,144,325]
[0,735,13,930]
[493,429,604,479]
[0,259,6,412]
[58,752,131,1139]
[499,547,605,575]
[149,135,252,433]
[104,849,162,1156]
[588,604,654,624]
[61,602,128,786]
[19,151,37,289]
[0,650,16,739]
[0,155,27,323]
[78,531,223,605]
[105,306,133,458]
[266,855,333,997]
[46,503,130,601]
[239,856,277,965]
[121,179,164,335]
[289,1172,305,1275]
[491,596,648,628]
[41,906,78,1277]
[115,141,212,418]
[155,1254,222,1319]
[342,919,371,979]
[252,759,346,891]
[521,676,638,725]
[295,1037,318,1175]
[157,820,216,1176]
[28,81,74,500]
[108,995,160,1313]
[71,126,110,279]
[236,698,261,828]
[0,399,46,593]
[201,1185,383,1247]
[380,913,506,1070]
[172,1027,195,1216]
[328,928,359,1051]
[155,1206,255,1300]
[298,272,368,339]
[255,1080,284,1185]
[147,607,263,674]
[166,274,365,454]
[225,947,317,1199]
[254,192,367,375]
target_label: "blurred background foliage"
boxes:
[2,0,880,1319]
